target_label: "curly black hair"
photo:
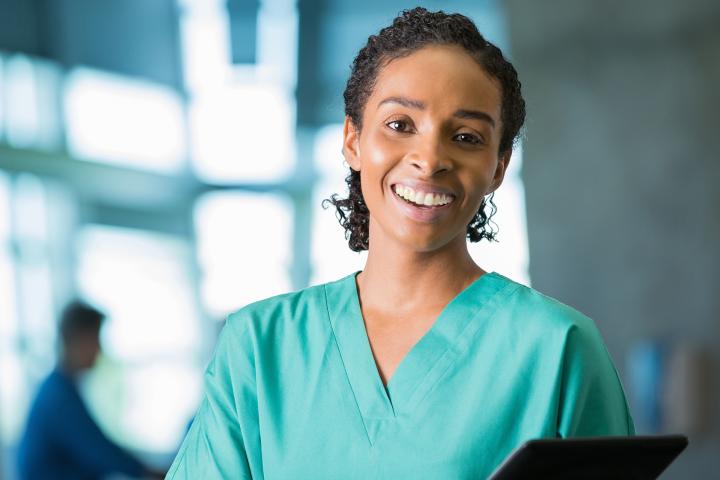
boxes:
[325,7,526,252]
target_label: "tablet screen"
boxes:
[489,435,688,480]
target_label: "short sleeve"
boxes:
[166,316,261,479]
[557,319,635,437]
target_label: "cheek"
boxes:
[358,138,400,197]
[359,168,385,210]
[360,131,405,171]
[457,171,493,212]
[463,160,497,193]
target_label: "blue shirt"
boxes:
[17,367,145,480]
[167,272,634,479]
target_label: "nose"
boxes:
[407,135,452,176]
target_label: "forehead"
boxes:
[367,45,502,118]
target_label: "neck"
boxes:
[357,223,485,316]
[59,353,92,376]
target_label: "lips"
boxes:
[392,182,456,207]
[390,182,456,222]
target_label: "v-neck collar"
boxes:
[324,271,517,445]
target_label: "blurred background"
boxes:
[0,0,717,478]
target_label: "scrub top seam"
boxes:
[404,281,522,412]
[322,282,376,446]
[453,282,522,355]
[447,282,522,366]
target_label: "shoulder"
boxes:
[36,369,75,399]
[490,275,622,386]
[496,275,616,370]
[225,283,327,334]
[221,274,355,345]
[26,369,76,424]
[208,277,351,378]
[491,273,599,339]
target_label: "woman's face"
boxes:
[343,44,509,253]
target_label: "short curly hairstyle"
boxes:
[325,7,526,252]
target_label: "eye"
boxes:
[386,119,413,133]
[453,132,483,145]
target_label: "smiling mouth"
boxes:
[392,184,455,208]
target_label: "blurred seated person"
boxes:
[17,300,163,479]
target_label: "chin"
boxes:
[395,230,461,254]
[370,214,467,254]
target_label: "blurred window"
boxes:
[3,54,63,151]
[0,55,4,142]
[0,170,9,237]
[0,173,56,448]
[178,0,233,92]
[4,55,41,148]
[180,0,296,184]
[194,192,293,317]
[76,225,203,453]
[188,84,294,183]
[12,174,56,371]
[311,125,366,284]
[64,68,186,173]
[468,146,531,285]
[254,0,298,87]
[0,171,22,444]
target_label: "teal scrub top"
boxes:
[167,272,634,479]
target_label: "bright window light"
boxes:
[0,172,24,444]
[1,53,62,151]
[14,175,55,353]
[0,249,17,340]
[76,225,202,452]
[178,0,296,182]
[119,362,202,452]
[14,174,48,241]
[178,0,232,92]
[64,68,186,172]
[77,225,200,360]
[0,350,25,444]
[0,170,9,237]
[311,124,366,284]
[16,261,54,346]
[194,192,292,316]
[255,0,298,86]
[0,54,5,141]
[468,146,531,285]
[189,84,294,183]
[1,173,55,445]
[80,356,202,453]
[5,55,41,148]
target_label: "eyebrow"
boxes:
[377,96,496,128]
[378,96,425,110]
[453,109,496,129]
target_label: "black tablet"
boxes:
[488,435,688,480]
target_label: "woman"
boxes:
[167,8,634,479]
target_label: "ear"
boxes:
[342,116,361,171]
[489,150,512,193]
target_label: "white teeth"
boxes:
[394,184,452,207]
